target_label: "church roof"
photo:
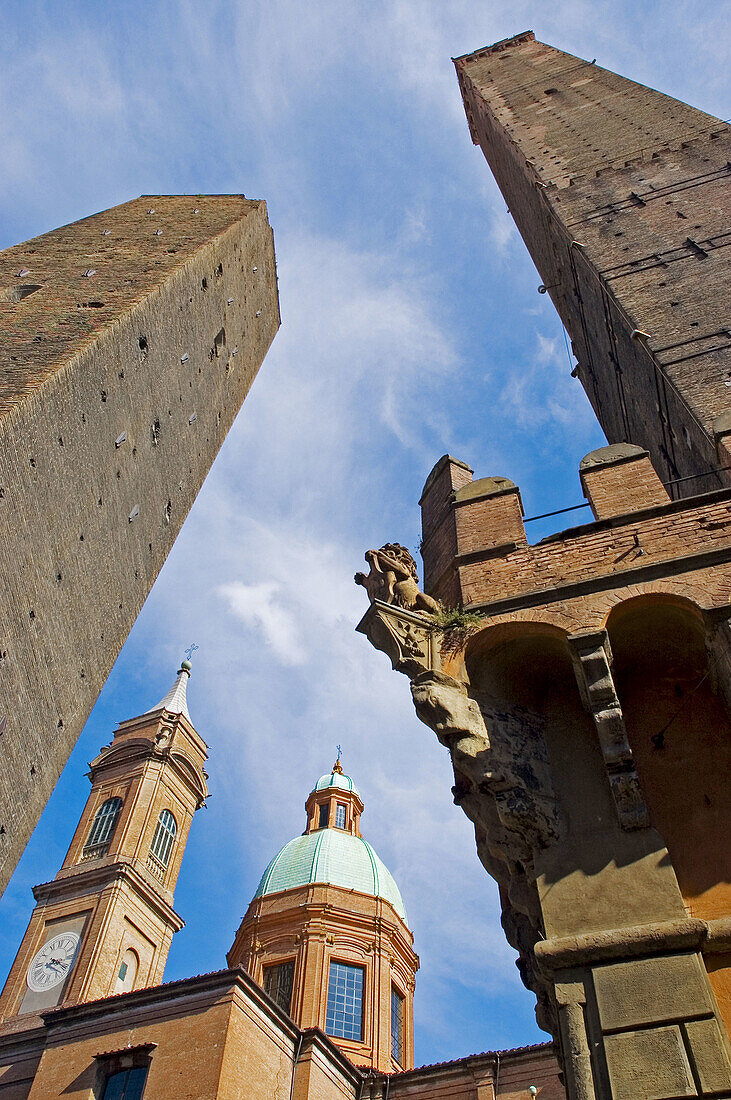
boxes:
[146,660,192,722]
[253,829,407,922]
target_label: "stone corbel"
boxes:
[567,630,649,830]
[410,670,561,851]
[355,600,440,678]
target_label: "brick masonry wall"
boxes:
[579,450,669,519]
[455,34,731,494]
[0,969,363,1100]
[0,196,280,895]
[386,1045,565,1100]
[419,455,731,621]
[455,489,731,612]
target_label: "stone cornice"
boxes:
[534,915,731,972]
[33,861,183,932]
[41,967,297,1037]
[299,1027,364,1087]
[238,886,417,962]
[89,736,207,806]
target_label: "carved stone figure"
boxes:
[410,670,561,849]
[355,544,440,614]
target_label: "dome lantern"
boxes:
[304,756,364,837]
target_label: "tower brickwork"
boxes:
[0,196,279,895]
[454,33,731,494]
[0,663,207,1023]
[228,765,419,1073]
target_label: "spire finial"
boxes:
[332,745,343,774]
[180,642,198,674]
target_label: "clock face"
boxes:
[26,931,81,993]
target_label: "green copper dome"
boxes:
[253,829,407,922]
[314,769,361,799]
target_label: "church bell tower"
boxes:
[0,659,208,1020]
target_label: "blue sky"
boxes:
[0,0,728,1066]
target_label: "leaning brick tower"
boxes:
[454,32,731,494]
[0,196,279,895]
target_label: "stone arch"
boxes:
[605,593,731,1030]
[605,593,731,911]
[465,620,617,853]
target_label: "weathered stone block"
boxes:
[684,1017,731,1094]
[604,1025,696,1099]
[593,953,713,1031]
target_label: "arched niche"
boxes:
[606,594,731,1033]
[606,594,731,915]
[465,622,617,849]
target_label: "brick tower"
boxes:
[454,32,731,494]
[0,660,207,1023]
[0,196,279,895]
[228,760,419,1073]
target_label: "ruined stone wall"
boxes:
[455,33,731,493]
[0,197,279,894]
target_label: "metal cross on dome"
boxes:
[184,643,199,662]
[336,744,342,760]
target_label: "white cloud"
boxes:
[219,581,306,665]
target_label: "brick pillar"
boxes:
[419,455,473,605]
[579,444,670,520]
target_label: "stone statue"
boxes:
[355,544,440,614]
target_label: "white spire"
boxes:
[146,660,192,721]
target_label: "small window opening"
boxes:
[151,419,161,446]
[263,959,295,1014]
[115,947,139,994]
[101,1066,148,1100]
[318,803,329,829]
[391,987,405,1065]
[335,803,347,829]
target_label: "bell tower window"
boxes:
[335,803,347,829]
[326,961,364,1041]
[149,809,177,870]
[318,803,329,829]
[82,796,122,860]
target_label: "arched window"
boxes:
[149,809,177,868]
[114,947,140,995]
[82,797,123,858]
